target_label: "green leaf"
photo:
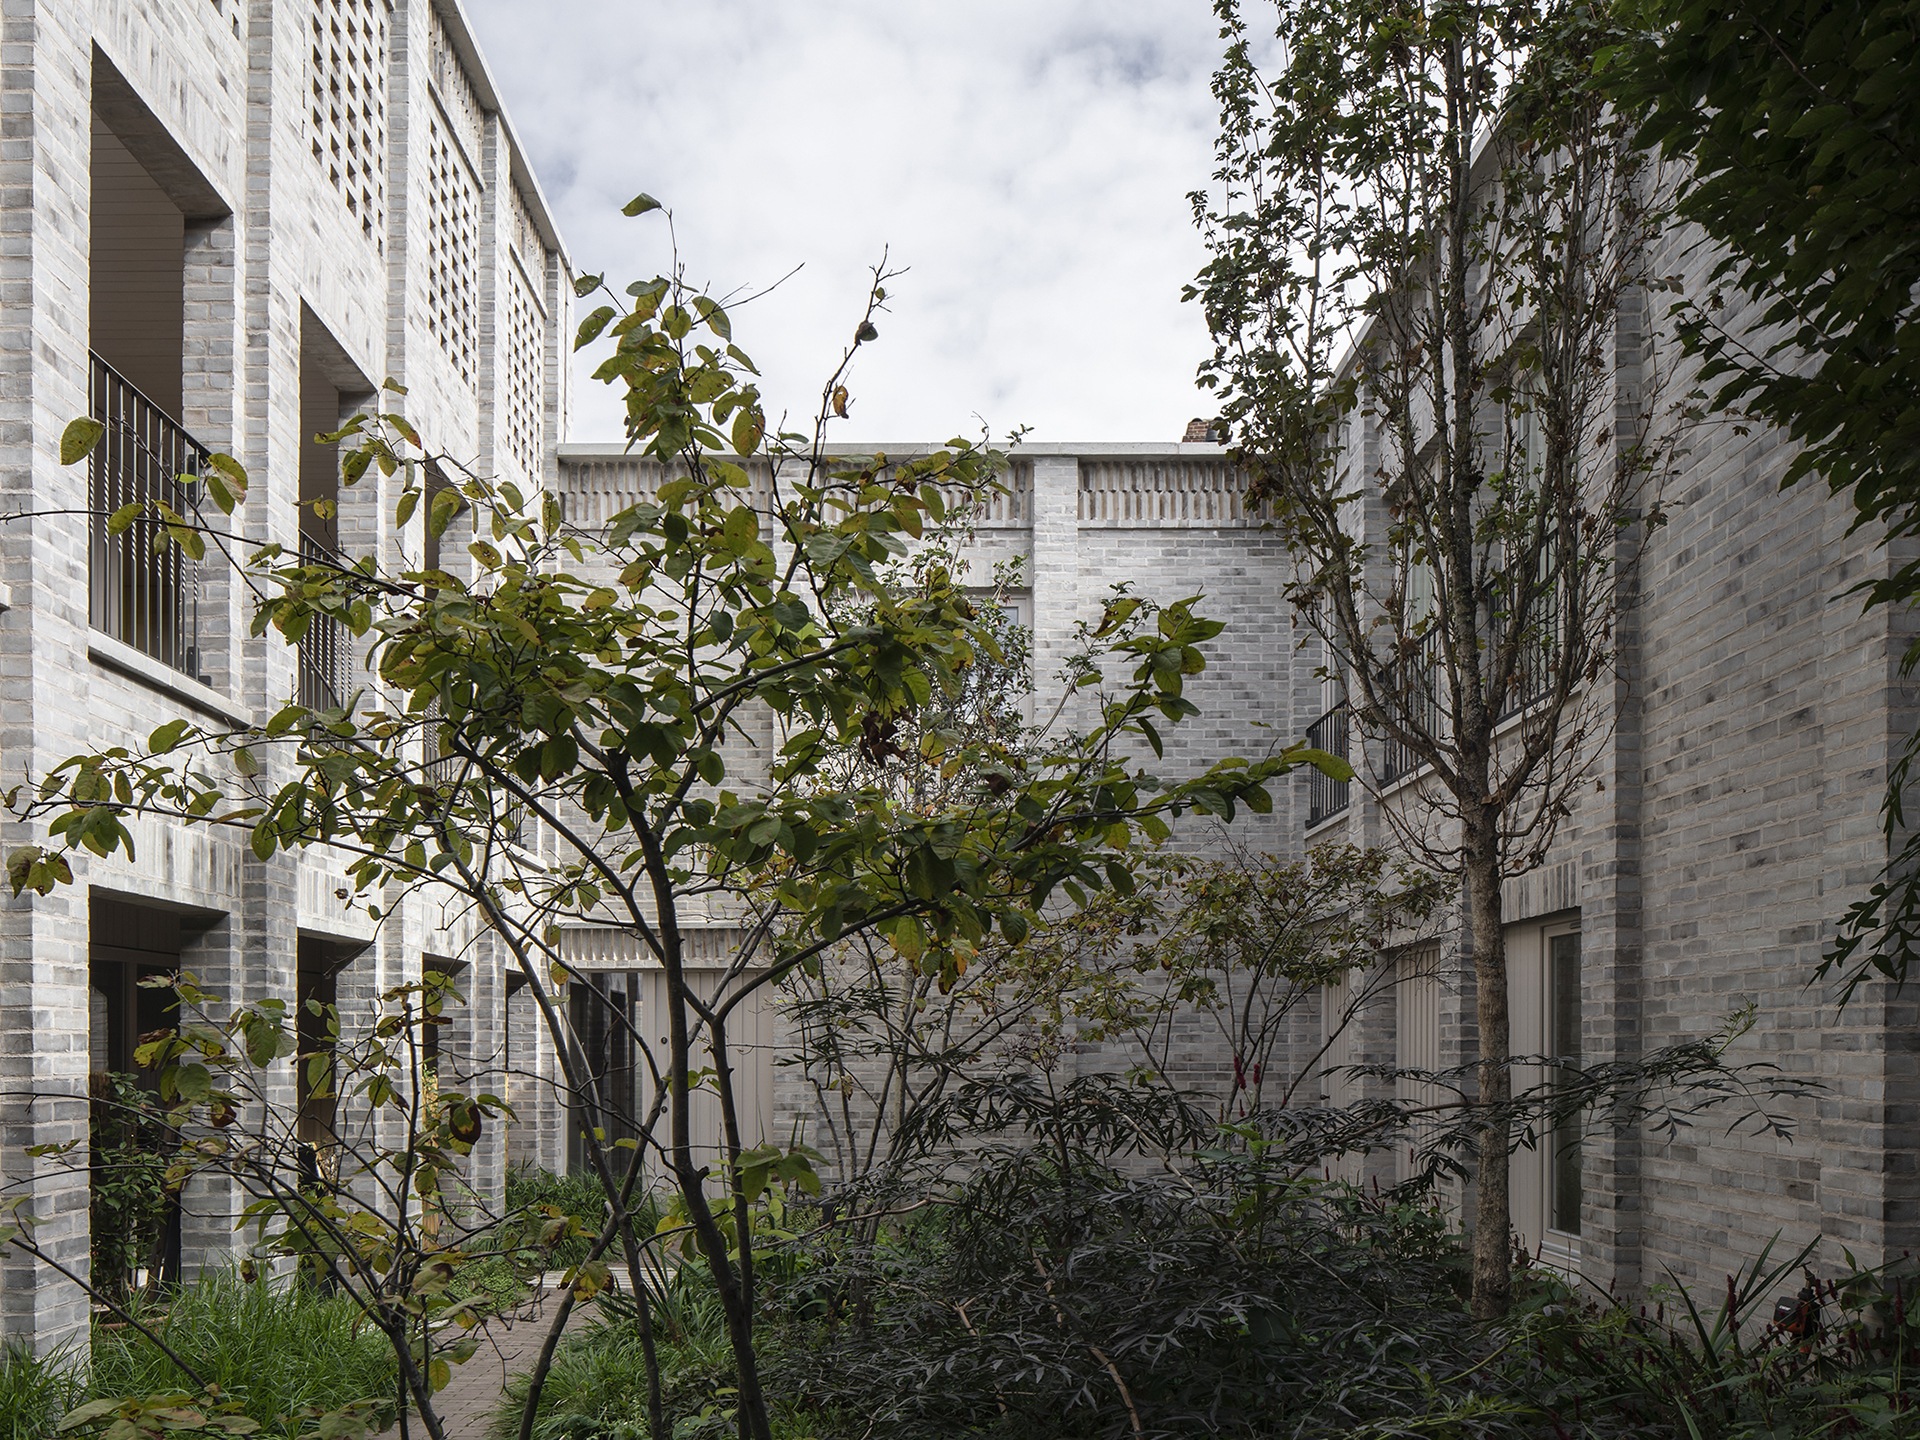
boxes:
[150,719,190,754]
[731,407,764,458]
[207,452,249,501]
[60,418,105,466]
[1300,747,1354,783]
[429,485,466,539]
[622,193,663,217]
[166,524,206,561]
[572,272,604,297]
[575,305,618,350]
[693,295,732,340]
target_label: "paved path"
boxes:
[380,1275,608,1440]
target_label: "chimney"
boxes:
[1183,417,1223,443]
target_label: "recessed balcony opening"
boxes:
[296,936,358,1190]
[89,117,207,677]
[567,972,640,1177]
[87,896,218,1301]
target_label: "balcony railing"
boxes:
[1373,597,1558,786]
[1305,700,1350,828]
[1380,628,1445,784]
[1488,572,1559,720]
[89,355,210,678]
[296,535,351,712]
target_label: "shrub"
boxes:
[763,1074,1504,1439]
[505,1167,623,1271]
[1512,1242,1920,1439]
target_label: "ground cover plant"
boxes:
[0,1276,394,1440]
[87,1272,397,1440]
[0,1344,79,1440]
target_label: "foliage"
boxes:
[1601,0,1920,603]
[784,836,1442,1204]
[1187,0,1674,1316]
[496,1287,719,1440]
[1507,1242,1920,1438]
[503,1168,617,1271]
[88,1273,396,1440]
[495,1281,824,1440]
[748,1071,1903,1439]
[16,213,1311,1439]
[1,970,537,1440]
[1598,0,1920,1001]
[89,1075,176,1305]
[765,1074,1490,1439]
[1072,843,1448,1118]
[0,1343,80,1440]
[774,532,1050,1194]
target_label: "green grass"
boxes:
[90,1271,396,1439]
[0,1342,81,1440]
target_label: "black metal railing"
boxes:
[89,355,210,677]
[1488,570,1559,721]
[1380,628,1446,784]
[1305,700,1350,827]
[296,534,351,712]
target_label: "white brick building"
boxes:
[1291,266,1920,1296]
[2,0,1913,1363]
[0,0,569,1350]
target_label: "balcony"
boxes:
[1488,570,1558,719]
[1373,599,1556,787]
[88,354,211,679]
[296,535,351,712]
[1305,700,1351,827]
[1380,628,1445,785]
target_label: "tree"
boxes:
[17,221,1314,1438]
[1079,842,1446,1122]
[1597,0,1920,999]
[1188,0,1673,1315]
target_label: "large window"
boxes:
[1547,928,1582,1236]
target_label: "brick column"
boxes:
[0,0,105,1353]
[182,215,239,693]
[1028,455,1081,720]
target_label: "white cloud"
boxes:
[462,0,1227,446]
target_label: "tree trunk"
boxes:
[1464,805,1513,1319]
[660,956,773,1440]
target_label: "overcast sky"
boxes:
[460,0,1228,448]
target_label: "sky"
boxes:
[459,0,1230,448]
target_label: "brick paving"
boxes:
[381,1278,599,1440]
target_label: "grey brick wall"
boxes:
[0,0,569,1352]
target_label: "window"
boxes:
[1547,927,1582,1236]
